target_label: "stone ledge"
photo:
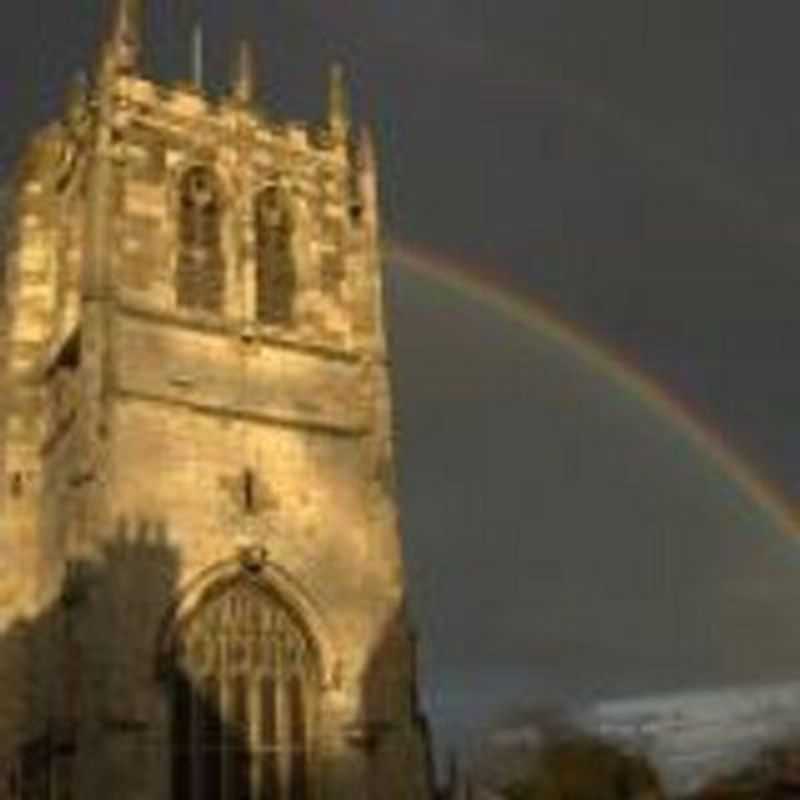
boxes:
[114,388,368,438]
[114,290,364,364]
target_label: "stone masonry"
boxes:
[0,2,433,798]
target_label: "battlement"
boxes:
[115,74,348,163]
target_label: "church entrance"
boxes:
[170,579,318,800]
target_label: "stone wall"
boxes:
[0,20,431,798]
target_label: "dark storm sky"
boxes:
[9,0,800,754]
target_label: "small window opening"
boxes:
[243,469,255,514]
[349,201,363,223]
[56,329,81,371]
[176,166,225,314]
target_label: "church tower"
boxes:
[0,2,433,798]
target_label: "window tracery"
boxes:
[171,579,316,800]
[176,166,225,313]
[254,186,296,326]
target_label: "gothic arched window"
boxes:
[255,186,296,325]
[170,579,318,800]
[176,166,225,313]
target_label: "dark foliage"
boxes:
[495,732,664,800]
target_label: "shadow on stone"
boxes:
[358,603,436,799]
[0,524,434,799]
[0,519,182,799]
[0,520,282,799]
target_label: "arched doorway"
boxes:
[169,577,319,800]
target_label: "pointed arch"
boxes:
[176,165,225,313]
[160,563,335,800]
[158,558,337,691]
[254,184,296,325]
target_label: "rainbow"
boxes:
[388,238,800,541]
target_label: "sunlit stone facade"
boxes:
[0,3,433,798]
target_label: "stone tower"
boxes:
[0,2,433,798]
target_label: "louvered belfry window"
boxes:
[171,580,316,800]
[255,186,296,325]
[176,166,225,313]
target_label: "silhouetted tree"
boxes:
[496,733,664,800]
[688,737,800,799]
